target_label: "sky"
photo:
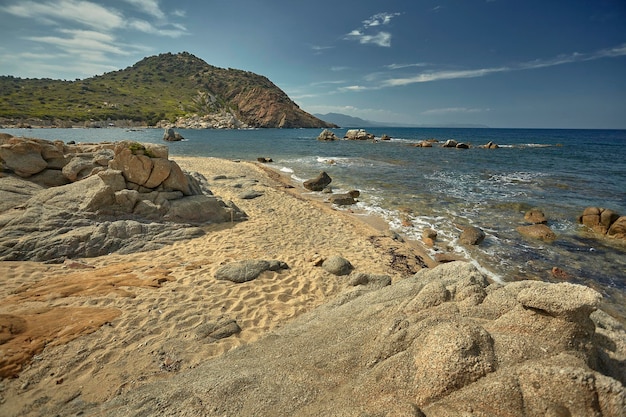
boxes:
[0,0,625,129]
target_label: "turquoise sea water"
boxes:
[3,126,626,311]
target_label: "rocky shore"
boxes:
[0,136,624,416]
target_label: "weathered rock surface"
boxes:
[317,129,340,141]
[442,139,459,148]
[322,255,353,276]
[344,129,375,140]
[91,262,626,417]
[0,136,246,262]
[214,259,289,283]
[328,190,360,206]
[524,208,548,224]
[459,225,486,245]
[303,171,332,191]
[517,224,557,242]
[579,207,626,241]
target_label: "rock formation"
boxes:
[579,207,626,240]
[303,171,332,191]
[0,136,246,262]
[344,129,375,140]
[89,262,626,416]
[163,128,184,141]
[317,129,340,141]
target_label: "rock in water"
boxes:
[303,171,332,191]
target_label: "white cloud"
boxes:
[386,63,429,70]
[339,85,370,92]
[2,0,125,31]
[345,11,401,47]
[123,0,165,19]
[381,43,626,87]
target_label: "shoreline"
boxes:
[1,149,625,415]
[0,154,436,416]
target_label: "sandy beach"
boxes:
[0,156,437,415]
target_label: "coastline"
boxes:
[0,155,435,416]
[1,150,625,415]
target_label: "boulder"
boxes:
[607,216,626,240]
[459,225,486,245]
[317,129,340,141]
[482,141,499,149]
[579,207,621,235]
[381,134,391,141]
[413,141,433,148]
[214,260,289,283]
[257,157,273,163]
[524,208,548,224]
[517,224,557,242]
[303,171,332,191]
[163,128,184,141]
[344,129,375,140]
[328,190,360,206]
[0,139,48,177]
[322,256,353,275]
[456,142,470,149]
[442,139,459,148]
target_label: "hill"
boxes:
[0,52,335,129]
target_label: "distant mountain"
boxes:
[0,52,336,129]
[314,113,380,127]
[315,113,489,129]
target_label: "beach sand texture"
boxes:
[0,157,431,415]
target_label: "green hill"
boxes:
[0,52,335,129]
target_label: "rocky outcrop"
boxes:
[92,262,626,416]
[442,139,459,148]
[0,136,246,262]
[579,207,626,241]
[344,129,375,140]
[162,128,184,141]
[303,171,332,191]
[317,129,340,141]
[524,208,548,224]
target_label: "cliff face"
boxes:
[0,52,336,129]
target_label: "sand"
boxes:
[0,157,435,416]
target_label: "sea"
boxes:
[3,126,626,316]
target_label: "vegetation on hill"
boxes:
[0,52,334,128]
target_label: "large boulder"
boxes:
[215,260,289,283]
[0,138,48,177]
[607,216,626,240]
[344,129,375,140]
[163,128,184,141]
[579,207,623,238]
[524,208,548,224]
[459,225,486,245]
[303,171,332,191]
[517,224,557,242]
[317,129,340,141]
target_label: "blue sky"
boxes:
[1,0,625,128]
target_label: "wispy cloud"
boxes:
[344,12,401,47]
[0,0,188,77]
[381,44,626,87]
[386,62,430,70]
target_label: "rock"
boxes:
[163,128,184,141]
[422,228,437,246]
[214,260,289,283]
[82,261,626,417]
[456,142,470,149]
[317,129,340,141]
[328,190,360,206]
[0,139,48,177]
[524,208,548,224]
[381,134,391,141]
[303,171,332,191]
[482,141,499,149]
[413,141,433,148]
[579,207,622,236]
[442,139,458,148]
[344,129,375,140]
[322,256,353,275]
[166,195,246,224]
[607,216,626,239]
[239,190,264,200]
[195,317,242,341]
[517,224,557,242]
[459,225,486,245]
[256,157,273,163]
[348,272,391,289]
